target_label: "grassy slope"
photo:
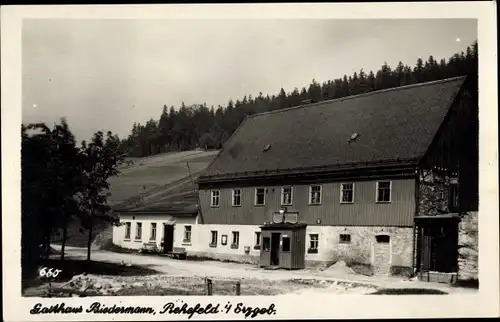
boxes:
[62,150,218,247]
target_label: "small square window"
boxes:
[376,235,390,243]
[339,234,351,244]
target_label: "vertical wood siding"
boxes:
[199,179,416,227]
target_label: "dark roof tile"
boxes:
[200,77,466,181]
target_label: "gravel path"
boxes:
[51,246,477,295]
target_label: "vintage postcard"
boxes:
[2,2,499,321]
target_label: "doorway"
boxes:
[372,235,391,275]
[270,233,281,266]
[163,224,174,253]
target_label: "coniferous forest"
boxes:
[122,41,478,158]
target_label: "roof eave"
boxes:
[198,158,420,184]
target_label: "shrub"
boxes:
[390,265,413,278]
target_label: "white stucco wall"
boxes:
[112,213,197,250]
[183,224,414,270]
[113,215,413,272]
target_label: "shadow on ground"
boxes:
[369,288,448,295]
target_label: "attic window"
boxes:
[262,144,271,152]
[349,132,359,141]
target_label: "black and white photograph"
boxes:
[2,2,498,321]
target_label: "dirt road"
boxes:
[52,246,476,295]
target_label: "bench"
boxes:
[139,242,159,254]
[170,247,187,260]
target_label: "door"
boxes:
[372,235,391,275]
[271,233,281,266]
[163,224,174,253]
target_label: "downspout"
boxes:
[412,167,420,276]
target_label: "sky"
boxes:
[22,19,477,141]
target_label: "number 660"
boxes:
[39,267,62,278]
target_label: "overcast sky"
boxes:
[22,19,477,141]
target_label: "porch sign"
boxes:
[272,212,298,224]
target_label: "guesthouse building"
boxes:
[186,76,478,277]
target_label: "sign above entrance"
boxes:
[272,212,298,224]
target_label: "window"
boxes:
[255,232,261,246]
[341,183,354,203]
[221,235,228,245]
[376,235,390,243]
[210,231,218,246]
[339,234,351,244]
[309,185,322,205]
[231,231,240,248]
[135,222,142,240]
[210,190,220,207]
[281,186,293,205]
[308,234,319,253]
[150,223,157,240]
[255,188,266,206]
[232,189,242,206]
[124,222,131,239]
[282,237,291,252]
[263,237,271,251]
[448,184,459,212]
[183,225,192,243]
[376,181,392,203]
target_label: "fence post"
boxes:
[235,281,241,296]
[206,278,213,296]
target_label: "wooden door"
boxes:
[163,224,174,253]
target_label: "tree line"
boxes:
[21,120,124,277]
[121,41,478,157]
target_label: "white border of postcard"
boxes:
[2,2,499,320]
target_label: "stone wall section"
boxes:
[458,211,478,280]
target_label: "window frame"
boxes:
[308,233,319,253]
[183,225,192,243]
[124,222,131,240]
[150,223,157,241]
[232,188,242,207]
[281,186,293,206]
[231,231,240,249]
[210,230,218,247]
[309,185,323,205]
[254,188,266,206]
[340,183,355,204]
[376,181,392,203]
[210,190,220,207]
[254,231,262,248]
[135,222,142,241]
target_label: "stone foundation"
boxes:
[458,211,478,280]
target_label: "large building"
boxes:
[192,76,478,276]
[113,76,478,278]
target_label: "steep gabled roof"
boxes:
[199,76,467,182]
